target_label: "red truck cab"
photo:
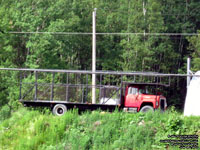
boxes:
[123,83,167,112]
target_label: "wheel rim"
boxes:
[144,108,150,112]
[57,108,64,114]
[140,106,154,112]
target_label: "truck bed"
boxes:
[20,100,121,112]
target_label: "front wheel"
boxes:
[52,104,67,116]
[140,105,154,113]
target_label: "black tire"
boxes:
[140,105,154,113]
[52,104,67,116]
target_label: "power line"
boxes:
[148,13,200,16]
[97,9,200,15]
[7,31,200,36]
[8,31,92,35]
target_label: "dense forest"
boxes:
[0,0,200,110]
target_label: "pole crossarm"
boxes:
[0,68,199,77]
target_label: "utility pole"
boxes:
[143,1,146,37]
[92,8,97,104]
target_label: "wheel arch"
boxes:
[139,102,154,111]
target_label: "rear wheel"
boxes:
[53,104,67,116]
[140,105,154,113]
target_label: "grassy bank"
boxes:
[0,107,200,150]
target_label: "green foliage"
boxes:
[1,2,200,149]
[0,108,78,150]
[0,108,200,150]
[187,33,200,71]
[0,105,11,123]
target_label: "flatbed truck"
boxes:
[20,82,168,116]
[0,68,170,116]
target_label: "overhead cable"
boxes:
[7,31,200,36]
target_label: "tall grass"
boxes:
[0,105,11,123]
[0,108,200,150]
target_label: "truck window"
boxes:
[139,88,148,94]
[128,87,137,95]
[139,87,157,95]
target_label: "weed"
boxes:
[0,108,200,150]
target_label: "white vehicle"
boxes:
[184,71,200,116]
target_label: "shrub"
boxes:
[0,105,11,122]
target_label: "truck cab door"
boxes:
[125,87,138,107]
